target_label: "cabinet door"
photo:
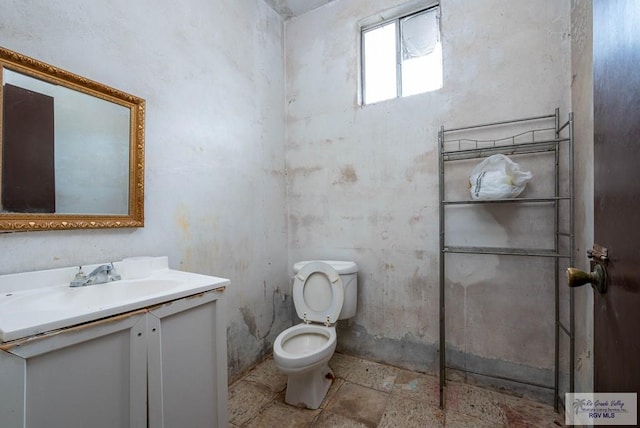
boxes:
[0,310,148,428]
[147,290,228,428]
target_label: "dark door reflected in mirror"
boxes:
[3,83,55,213]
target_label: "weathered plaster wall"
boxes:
[285,0,571,399]
[0,0,289,380]
[0,0,584,395]
[570,0,594,395]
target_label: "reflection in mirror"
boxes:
[3,69,131,215]
[0,46,145,230]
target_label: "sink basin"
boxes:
[0,279,181,313]
[0,257,230,343]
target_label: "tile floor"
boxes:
[229,353,565,427]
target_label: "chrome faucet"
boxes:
[70,263,121,287]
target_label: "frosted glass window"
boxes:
[362,6,442,105]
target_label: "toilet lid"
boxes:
[293,261,344,324]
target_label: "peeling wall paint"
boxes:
[285,0,571,399]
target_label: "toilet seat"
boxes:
[293,262,344,325]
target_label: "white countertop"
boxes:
[0,257,229,343]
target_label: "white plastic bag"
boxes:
[469,154,532,200]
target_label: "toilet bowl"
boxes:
[273,260,358,409]
[274,323,337,374]
[273,323,337,409]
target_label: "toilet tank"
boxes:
[293,260,358,320]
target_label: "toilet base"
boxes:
[284,363,334,410]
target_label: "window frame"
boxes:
[360,4,441,105]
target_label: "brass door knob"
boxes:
[566,264,607,293]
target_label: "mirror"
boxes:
[0,46,145,230]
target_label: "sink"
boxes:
[0,279,181,314]
[0,257,230,343]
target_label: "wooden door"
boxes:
[592,0,640,393]
[2,83,55,212]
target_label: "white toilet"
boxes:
[273,260,358,409]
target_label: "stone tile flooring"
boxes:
[229,353,565,427]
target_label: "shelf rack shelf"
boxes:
[443,246,570,258]
[442,196,570,205]
[438,109,574,412]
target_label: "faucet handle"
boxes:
[108,262,122,281]
[69,266,89,287]
[75,266,87,279]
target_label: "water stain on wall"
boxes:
[175,204,194,269]
[367,212,394,226]
[290,214,325,236]
[267,168,285,178]
[240,306,258,338]
[175,205,190,235]
[239,286,288,342]
[287,166,322,177]
[229,285,290,381]
[333,164,358,185]
[323,137,344,144]
[336,322,439,373]
[405,150,435,182]
[408,267,427,301]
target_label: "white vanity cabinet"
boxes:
[0,309,148,428]
[147,290,228,428]
[0,288,228,428]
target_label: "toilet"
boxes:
[273,260,358,409]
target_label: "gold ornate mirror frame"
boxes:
[0,47,145,231]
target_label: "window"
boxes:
[361,6,442,105]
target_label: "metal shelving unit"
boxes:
[438,109,574,412]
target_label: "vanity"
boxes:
[0,46,228,427]
[0,257,229,428]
